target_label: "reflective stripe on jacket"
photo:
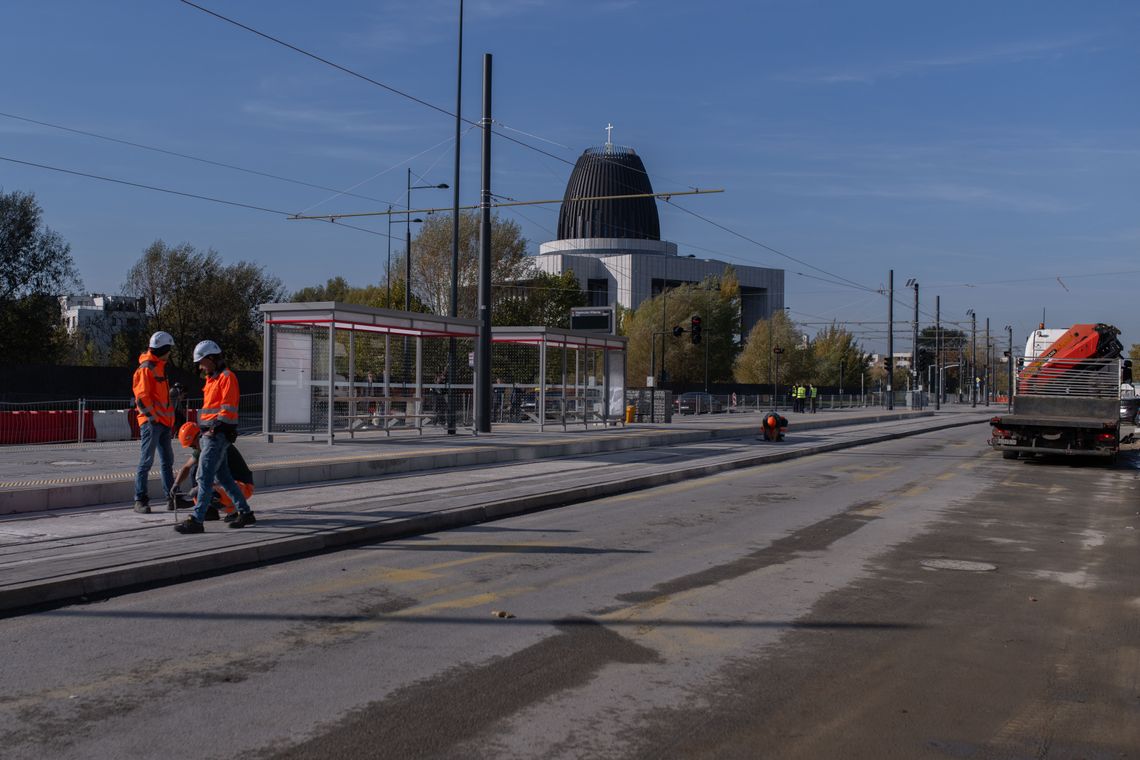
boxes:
[200,367,240,427]
[133,351,173,427]
[796,386,806,398]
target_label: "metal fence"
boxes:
[0,394,264,445]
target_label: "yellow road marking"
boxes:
[292,540,590,596]
[853,465,902,482]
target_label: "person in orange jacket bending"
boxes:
[173,422,255,522]
[175,340,256,533]
[133,331,176,514]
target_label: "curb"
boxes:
[0,411,935,515]
[0,414,983,615]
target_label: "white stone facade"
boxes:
[534,238,784,335]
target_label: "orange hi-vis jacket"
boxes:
[200,366,240,430]
[133,351,174,428]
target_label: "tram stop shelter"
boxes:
[490,326,627,431]
[260,301,479,444]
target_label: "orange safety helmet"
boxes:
[178,421,201,449]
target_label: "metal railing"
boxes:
[0,394,264,446]
[1016,358,1121,398]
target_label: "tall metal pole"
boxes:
[385,204,392,309]
[935,295,941,410]
[704,329,709,393]
[985,317,990,407]
[912,281,919,395]
[886,270,894,409]
[475,53,492,433]
[1007,325,1013,412]
[404,171,413,385]
[659,285,667,386]
[447,0,463,435]
[971,311,977,407]
[405,169,412,312]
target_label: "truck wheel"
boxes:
[1001,450,1019,460]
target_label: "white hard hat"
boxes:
[149,331,175,350]
[193,339,222,362]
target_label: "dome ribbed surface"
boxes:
[556,146,660,241]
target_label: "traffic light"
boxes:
[690,315,702,344]
[672,325,684,338]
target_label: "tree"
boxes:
[626,271,741,386]
[291,273,428,313]
[1129,344,1140,362]
[493,270,587,328]
[734,309,813,387]
[409,211,533,318]
[123,240,284,369]
[0,190,81,359]
[811,324,869,388]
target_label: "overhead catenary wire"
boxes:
[0,154,391,238]
[0,109,394,205]
[182,0,873,295]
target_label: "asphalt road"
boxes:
[2,425,1137,759]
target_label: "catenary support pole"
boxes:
[971,311,977,407]
[475,53,492,433]
[985,317,990,407]
[447,0,463,436]
[887,269,894,410]
[1007,324,1013,412]
[935,295,941,410]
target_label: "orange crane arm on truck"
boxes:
[1020,323,1122,390]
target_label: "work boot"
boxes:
[174,517,204,534]
[173,495,195,510]
[133,500,151,514]
[227,511,257,529]
[204,505,221,521]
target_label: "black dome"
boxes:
[556,146,660,241]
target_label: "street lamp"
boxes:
[404,169,449,312]
[387,205,423,309]
[403,170,448,385]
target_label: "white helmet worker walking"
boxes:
[193,339,222,363]
[149,331,175,350]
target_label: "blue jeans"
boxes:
[135,421,174,502]
[193,430,251,522]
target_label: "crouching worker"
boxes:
[761,411,788,442]
[175,340,256,534]
[172,422,255,522]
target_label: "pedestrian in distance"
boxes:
[133,331,176,514]
[174,340,256,534]
[809,383,818,413]
[172,421,255,523]
[796,382,807,412]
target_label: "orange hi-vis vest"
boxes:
[200,367,240,428]
[133,351,174,428]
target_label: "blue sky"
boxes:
[2,0,1137,352]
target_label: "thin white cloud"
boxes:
[777,36,1096,85]
[799,181,1076,214]
[469,0,553,18]
[241,102,418,136]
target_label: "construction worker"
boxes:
[795,382,807,412]
[133,331,176,514]
[175,340,256,533]
[173,422,255,522]
[809,383,818,413]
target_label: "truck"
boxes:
[989,323,1135,462]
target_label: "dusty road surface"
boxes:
[2,425,1138,759]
